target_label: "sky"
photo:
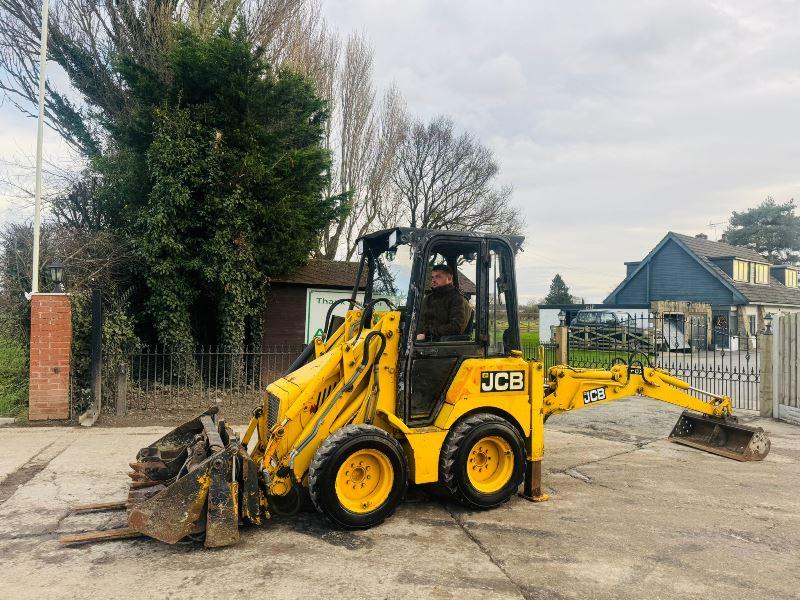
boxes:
[320,0,800,301]
[2,0,800,302]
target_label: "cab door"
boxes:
[405,237,485,426]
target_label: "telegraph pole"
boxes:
[30,0,51,294]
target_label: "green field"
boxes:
[489,318,540,347]
[521,330,539,346]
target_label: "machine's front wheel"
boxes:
[440,414,525,509]
[309,424,408,529]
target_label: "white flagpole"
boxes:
[30,0,50,294]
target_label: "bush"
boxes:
[0,332,27,418]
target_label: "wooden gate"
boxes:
[774,313,800,424]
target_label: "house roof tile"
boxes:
[673,233,800,306]
[672,233,767,263]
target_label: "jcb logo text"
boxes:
[583,387,607,404]
[480,371,525,393]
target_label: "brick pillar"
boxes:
[29,293,72,420]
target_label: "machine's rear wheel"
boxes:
[309,424,408,529]
[440,414,525,509]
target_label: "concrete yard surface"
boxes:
[0,397,798,600]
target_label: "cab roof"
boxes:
[357,227,525,254]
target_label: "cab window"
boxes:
[415,242,479,343]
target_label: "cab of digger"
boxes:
[355,228,523,424]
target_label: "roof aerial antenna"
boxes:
[708,221,725,241]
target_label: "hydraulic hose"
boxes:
[322,298,363,342]
[357,297,396,335]
[283,341,316,376]
[356,331,387,425]
[288,331,387,470]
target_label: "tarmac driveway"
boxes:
[1,397,798,600]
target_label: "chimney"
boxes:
[695,233,708,240]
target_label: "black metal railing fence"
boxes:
[101,344,304,413]
[565,313,760,411]
[523,342,557,373]
[97,314,760,415]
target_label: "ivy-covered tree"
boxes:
[98,25,340,349]
[543,274,574,305]
[721,198,800,265]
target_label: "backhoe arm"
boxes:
[543,363,732,419]
[539,362,769,463]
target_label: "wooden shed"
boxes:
[262,260,366,347]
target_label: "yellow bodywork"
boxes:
[242,309,736,496]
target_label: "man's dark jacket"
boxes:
[419,283,471,339]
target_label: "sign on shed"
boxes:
[304,288,364,343]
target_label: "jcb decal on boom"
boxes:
[480,371,525,393]
[583,387,607,404]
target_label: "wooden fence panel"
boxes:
[775,313,800,424]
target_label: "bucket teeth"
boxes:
[128,461,171,480]
[130,479,169,490]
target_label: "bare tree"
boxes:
[263,0,338,99]
[356,84,407,245]
[391,116,522,235]
[316,34,407,259]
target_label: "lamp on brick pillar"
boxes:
[764,312,773,336]
[47,258,65,293]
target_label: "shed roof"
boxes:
[271,260,366,288]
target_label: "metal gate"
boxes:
[566,314,760,410]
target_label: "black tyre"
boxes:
[308,424,408,529]
[440,414,525,509]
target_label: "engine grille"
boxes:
[266,393,281,429]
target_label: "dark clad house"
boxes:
[605,232,800,345]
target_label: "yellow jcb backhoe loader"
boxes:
[61,228,771,547]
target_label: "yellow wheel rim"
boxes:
[335,448,394,514]
[466,436,514,494]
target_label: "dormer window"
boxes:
[787,269,798,288]
[733,260,749,282]
[754,263,769,285]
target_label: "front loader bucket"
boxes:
[60,407,268,548]
[125,408,267,547]
[668,410,771,461]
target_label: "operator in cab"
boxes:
[416,265,471,341]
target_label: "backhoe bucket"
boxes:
[123,407,267,547]
[668,410,770,461]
